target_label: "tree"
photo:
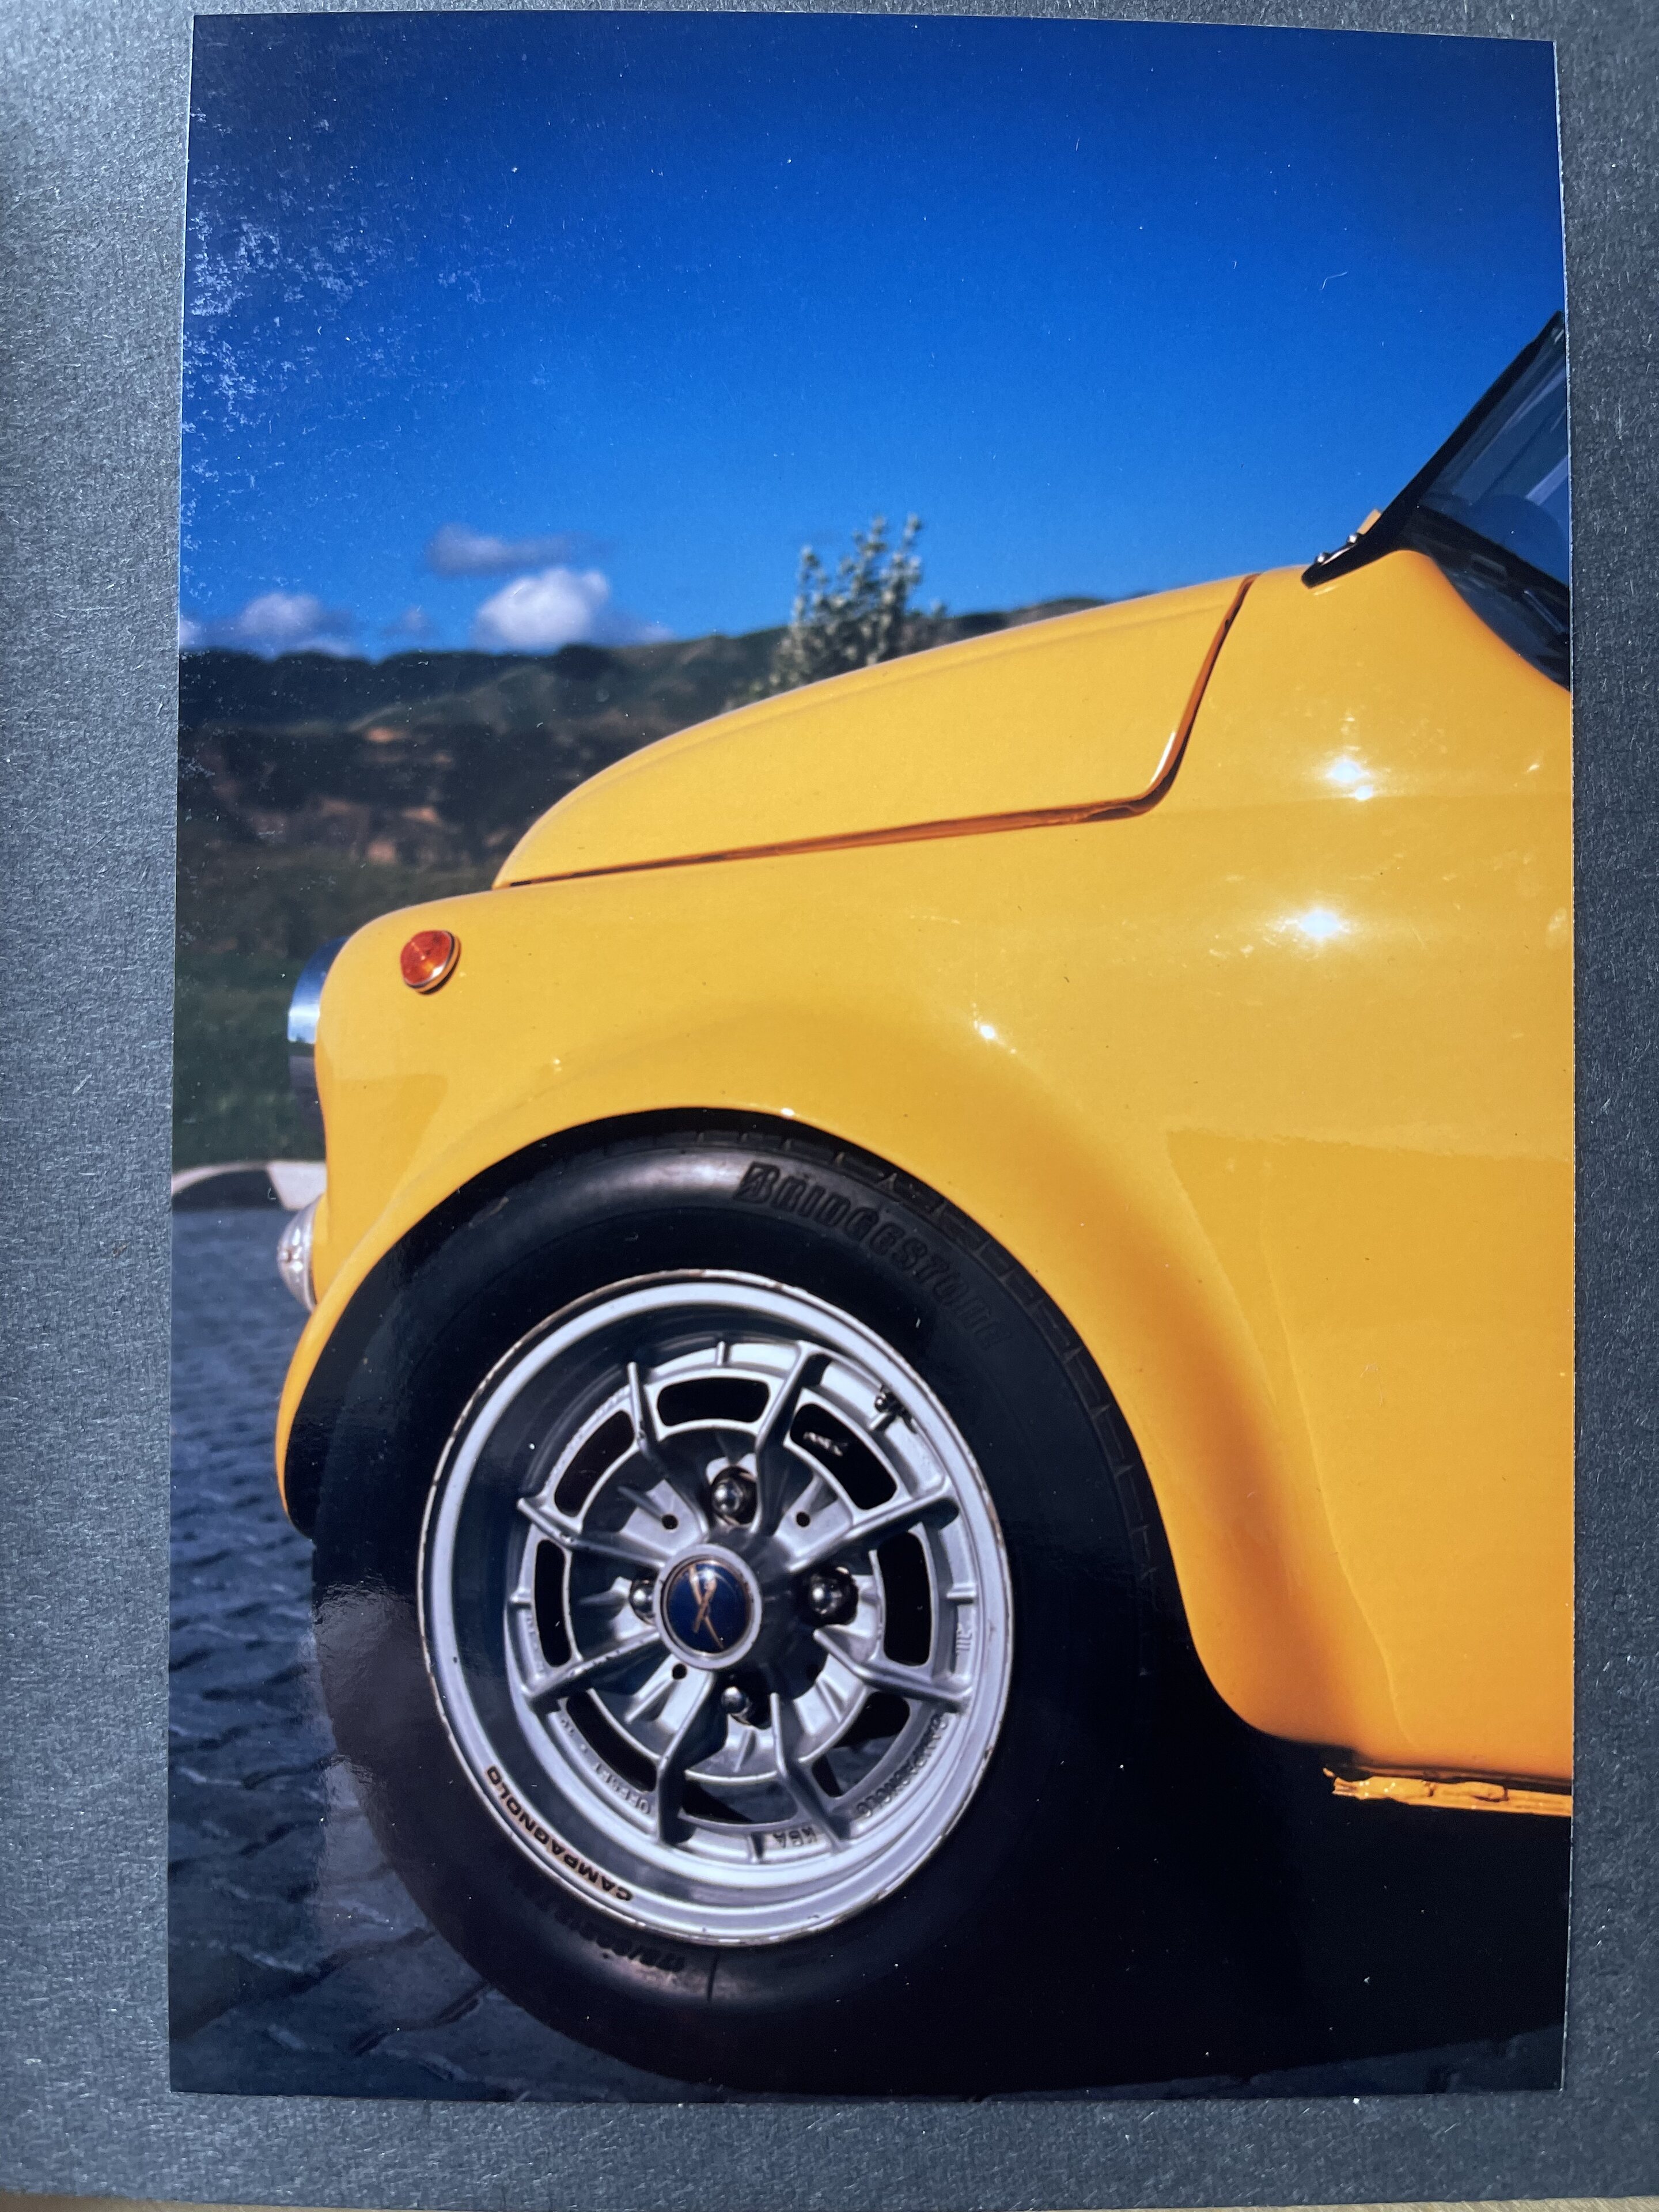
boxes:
[752,514,942,699]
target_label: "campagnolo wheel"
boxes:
[310,1124,1173,2091]
[421,1274,1013,1944]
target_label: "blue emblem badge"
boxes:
[662,1556,751,1657]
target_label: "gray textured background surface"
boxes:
[0,1,1654,2206]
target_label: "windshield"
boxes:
[1305,315,1570,687]
[1416,330,1569,585]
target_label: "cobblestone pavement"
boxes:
[170,1208,1567,2104]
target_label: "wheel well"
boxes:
[282,1107,1194,1653]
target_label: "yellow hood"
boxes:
[495,575,1249,887]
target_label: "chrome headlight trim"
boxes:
[287,935,346,1127]
[276,1195,320,1312]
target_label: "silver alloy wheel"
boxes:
[420,1272,1014,1944]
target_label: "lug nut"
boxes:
[801,1566,858,1625]
[628,1574,656,1619]
[710,1468,757,1525]
[719,1681,757,1722]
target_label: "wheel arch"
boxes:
[281,1106,1192,1655]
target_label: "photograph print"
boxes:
[171,10,1574,2103]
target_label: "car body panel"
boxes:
[279,547,1571,1788]
[496,579,1242,884]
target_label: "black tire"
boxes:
[310,1120,1230,2092]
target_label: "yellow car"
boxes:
[276,316,1570,2090]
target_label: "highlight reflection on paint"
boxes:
[1326,756,1375,801]
[1285,906,1348,944]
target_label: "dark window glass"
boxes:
[1417,342,1569,587]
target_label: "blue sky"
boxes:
[181,13,1565,659]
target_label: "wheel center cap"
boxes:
[659,1551,760,1666]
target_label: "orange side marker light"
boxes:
[400,928,460,993]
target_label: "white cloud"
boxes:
[228,591,351,653]
[179,590,357,657]
[427,523,593,577]
[472,566,618,652]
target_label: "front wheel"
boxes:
[425,1268,1015,1947]
[311,1124,1186,2092]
